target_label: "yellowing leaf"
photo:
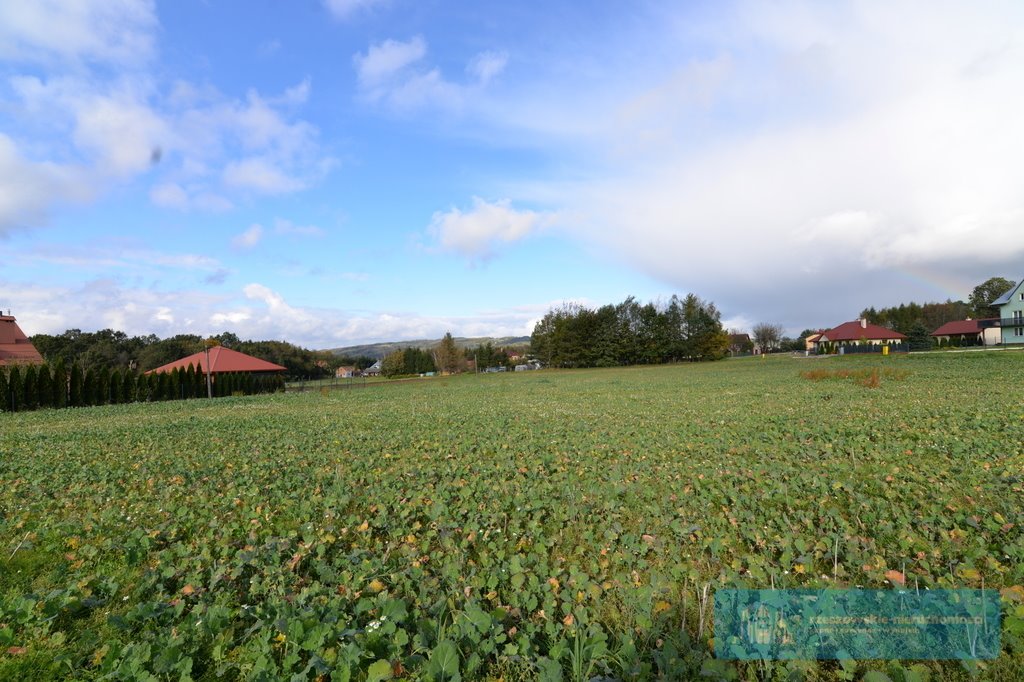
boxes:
[885,570,905,586]
[369,579,386,593]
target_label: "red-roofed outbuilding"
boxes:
[0,314,43,367]
[931,319,999,347]
[146,346,287,376]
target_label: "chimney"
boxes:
[860,318,867,329]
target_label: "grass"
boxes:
[1,352,1022,680]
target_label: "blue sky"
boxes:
[1,1,1022,348]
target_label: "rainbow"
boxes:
[892,265,973,301]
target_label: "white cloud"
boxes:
[232,224,265,249]
[150,182,234,212]
[474,2,1024,328]
[467,51,509,85]
[323,0,388,20]
[0,0,157,65]
[279,77,311,106]
[428,197,553,259]
[353,37,505,112]
[0,134,92,234]
[2,275,545,348]
[223,158,305,194]
[353,36,427,90]
[5,39,328,223]
[149,182,189,209]
[8,244,222,272]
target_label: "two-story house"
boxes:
[993,280,1024,344]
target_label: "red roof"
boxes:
[0,315,43,366]
[147,346,287,375]
[823,320,907,342]
[931,319,996,337]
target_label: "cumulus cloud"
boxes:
[428,198,553,260]
[149,182,189,210]
[467,51,509,85]
[223,158,306,194]
[353,36,428,90]
[0,0,157,65]
[232,224,264,249]
[0,134,92,234]
[353,37,505,111]
[475,1,1024,329]
[2,4,328,229]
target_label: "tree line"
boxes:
[530,294,730,368]
[29,329,343,378]
[859,277,1015,335]
[0,361,283,413]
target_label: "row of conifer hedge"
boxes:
[0,362,284,413]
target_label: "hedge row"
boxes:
[0,361,284,413]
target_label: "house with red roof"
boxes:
[930,318,1000,347]
[803,331,825,353]
[818,319,907,353]
[0,314,43,367]
[146,346,287,376]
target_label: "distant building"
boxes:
[992,279,1024,344]
[930,319,1000,347]
[363,359,383,376]
[0,313,43,366]
[335,365,357,378]
[147,346,287,377]
[818,319,907,351]
[728,333,753,355]
[803,332,825,353]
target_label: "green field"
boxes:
[1,354,1022,680]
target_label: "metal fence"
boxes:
[835,343,908,355]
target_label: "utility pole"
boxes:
[203,338,220,399]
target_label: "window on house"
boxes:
[1017,327,1024,337]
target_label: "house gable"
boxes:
[998,279,1024,343]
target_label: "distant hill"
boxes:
[328,336,530,360]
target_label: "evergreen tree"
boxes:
[121,370,136,403]
[109,368,123,404]
[97,366,111,405]
[195,365,207,398]
[8,365,24,411]
[908,323,934,351]
[432,332,463,374]
[185,364,196,398]
[0,370,7,413]
[69,362,84,407]
[52,358,67,408]
[141,372,154,399]
[23,364,38,410]
[36,364,53,410]
[82,368,97,406]
[158,372,172,401]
